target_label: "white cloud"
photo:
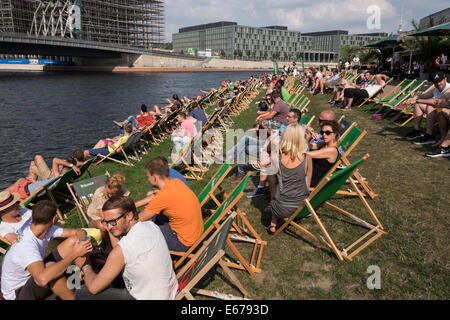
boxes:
[164,0,448,41]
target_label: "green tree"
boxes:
[340,45,360,62]
[408,17,450,72]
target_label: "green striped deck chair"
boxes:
[175,212,249,300]
[355,77,394,108]
[20,157,96,221]
[67,172,110,227]
[0,236,12,256]
[373,79,412,104]
[274,155,385,261]
[299,114,315,126]
[172,174,266,275]
[197,158,233,208]
[382,79,426,108]
[289,95,306,111]
[312,124,376,199]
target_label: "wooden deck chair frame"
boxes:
[312,123,377,199]
[172,174,266,275]
[355,77,393,108]
[197,158,233,208]
[20,157,96,221]
[94,130,143,167]
[170,137,208,181]
[67,171,110,227]
[0,236,12,255]
[274,155,385,261]
[389,85,434,127]
[175,212,249,300]
[299,114,315,127]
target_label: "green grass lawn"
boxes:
[62,86,450,300]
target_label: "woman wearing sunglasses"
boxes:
[307,120,339,187]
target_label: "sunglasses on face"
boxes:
[320,130,334,136]
[101,212,127,228]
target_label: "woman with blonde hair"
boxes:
[87,173,130,233]
[268,124,312,235]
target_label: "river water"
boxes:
[0,71,263,190]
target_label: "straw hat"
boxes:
[0,190,20,212]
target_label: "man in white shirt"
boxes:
[74,196,178,300]
[404,72,450,145]
[0,191,32,244]
[1,200,92,300]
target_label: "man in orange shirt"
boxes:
[136,157,203,252]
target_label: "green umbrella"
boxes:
[409,22,450,37]
[364,35,413,48]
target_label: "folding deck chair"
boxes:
[197,159,233,208]
[0,236,12,256]
[172,174,266,275]
[94,130,143,167]
[67,172,110,227]
[355,77,393,108]
[175,212,249,300]
[274,155,385,261]
[170,136,208,181]
[311,124,377,199]
[299,114,315,127]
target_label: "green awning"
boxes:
[365,35,413,48]
[409,22,450,37]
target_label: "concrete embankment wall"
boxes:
[0,53,337,72]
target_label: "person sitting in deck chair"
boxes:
[0,190,32,244]
[83,124,133,159]
[189,102,208,128]
[171,112,197,153]
[4,150,86,200]
[114,104,154,133]
[1,200,92,300]
[255,89,289,130]
[404,72,450,145]
[341,73,389,110]
[136,158,203,252]
[426,103,450,158]
[74,196,178,300]
[267,124,312,235]
[307,120,340,187]
[86,173,130,244]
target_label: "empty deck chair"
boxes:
[175,212,249,300]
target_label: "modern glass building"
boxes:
[0,0,165,48]
[173,22,386,62]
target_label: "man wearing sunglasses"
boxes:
[74,196,178,300]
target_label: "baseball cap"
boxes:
[432,72,446,83]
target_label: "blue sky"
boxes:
[164,0,449,41]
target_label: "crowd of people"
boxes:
[1,65,448,300]
[0,74,266,300]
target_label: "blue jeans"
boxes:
[119,116,140,135]
[152,214,190,252]
[226,136,266,176]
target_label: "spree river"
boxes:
[0,71,263,190]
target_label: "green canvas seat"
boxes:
[175,212,249,300]
[67,173,109,226]
[298,114,315,126]
[172,174,266,275]
[197,159,232,207]
[274,155,385,261]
